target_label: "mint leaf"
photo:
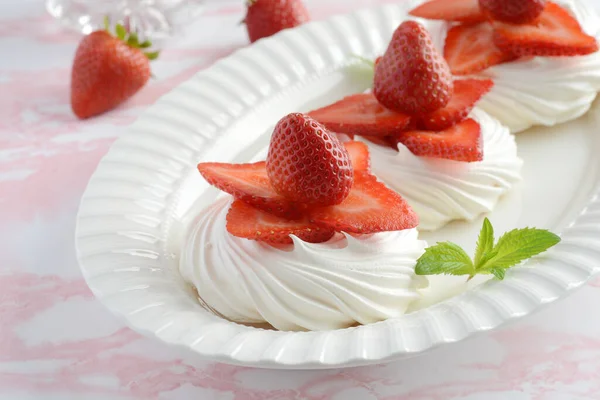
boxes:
[474,217,494,267]
[484,228,561,270]
[490,268,506,280]
[477,250,498,268]
[416,242,475,277]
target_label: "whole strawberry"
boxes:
[373,21,453,115]
[266,113,353,207]
[480,0,546,24]
[71,23,158,119]
[245,0,310,43]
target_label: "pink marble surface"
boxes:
[2,0,600,398]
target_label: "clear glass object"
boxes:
[46,0,205,39]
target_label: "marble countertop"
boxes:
[2,0,600,398]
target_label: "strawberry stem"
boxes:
[100,15,159,61]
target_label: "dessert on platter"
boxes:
[180,113,428,331]
[309,20,523,230]
[409,0,600,133]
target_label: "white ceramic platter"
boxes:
[76,0,600,369]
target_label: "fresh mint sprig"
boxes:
[415,218,561,280]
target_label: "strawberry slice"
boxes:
[343,141,370,172]
[363,136,396,149]
[197,161,303,219]
[393,118,483,162]
[493,2,599,57]
[226,200,335,244]
[309,172,419,234]
[409,0,485,23]
[308,93,411,137]
[444,22,517,76]
[480,0,546,24]
[417,79,494,131]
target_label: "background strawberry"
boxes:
[245,0,310,43]
[373,21,453,115]
[266,113,354,207]
[480,0,546,24]
[71,23,158,119]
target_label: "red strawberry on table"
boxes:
[245,0,310,43]
[417,79,494,131]
[71,23,158,119]
[266,113,354,207]
[409,0,485,23]
[480,0,546,24]
[444,22,517,76]
[197,161,303,219]
[226,200,334,244]
[392,118,483,163]
[493,2,599,57]
[374,21,453,115]
[308,93,411,137]
[308,172,419,234]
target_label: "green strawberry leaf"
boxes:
[145,51,160,60]
[115,23,127,40]
[127,32,139,47]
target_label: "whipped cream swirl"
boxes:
[179,197,428,331]
[365,108,522,231]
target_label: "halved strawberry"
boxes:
[493,2,599,57]
[444,22,517,76]
[417,79,494,130]
[343,141,370,172]
[374,21,454,115]
[308,93,411,137]
[393,118,483,162]
[409,0,485,23]
[267,113,353,207]
[226,200,335,244]
[308,172,419,234]
[197,161,303,219]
